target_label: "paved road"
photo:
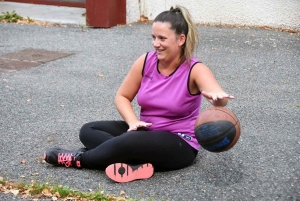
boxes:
[0,22,299,201]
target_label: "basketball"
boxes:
[194,106,241,152]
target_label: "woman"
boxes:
[44,5,234,183]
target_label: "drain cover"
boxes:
[0,49,73,72]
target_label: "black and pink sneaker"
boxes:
[44,148,84,168]
[105,163,154,183]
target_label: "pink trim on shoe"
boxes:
[105,163,154,183]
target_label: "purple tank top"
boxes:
[137,51,202,150]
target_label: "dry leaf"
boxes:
[10,189,19,196]
[21,194,29,199]
[47,137,54,142]
[55,191,61,198]
[120,190,126,195]
[52,197,58,201]
[27,99,31,102]
[98,73,104,77]
[22,189,31,198]
[20,160,26,164]
[60,104,65,107]
[42,188,52,197]
[3,189,10,194]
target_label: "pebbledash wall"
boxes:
[126,0,300,31]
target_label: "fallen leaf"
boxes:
[10,189,19,196]
[60,104,65,107]
[23,189,30,197]
[21,194,29,199]
[52,197,58,201]
[27,99,31,102]
[20,160,26,164]
[120,190,126,195]
[3,189,10,194]
[42,188,52,197]
[47,137,54,142]
[98,73,104,77]
[55,191,60,198]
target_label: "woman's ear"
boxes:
[178,34,186,47]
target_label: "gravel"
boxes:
[0,22,299,201]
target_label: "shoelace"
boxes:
[58,153,74,167]
[57,153,81,168]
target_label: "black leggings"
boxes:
[79,121,198,171]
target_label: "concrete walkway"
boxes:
[0,2,86,25]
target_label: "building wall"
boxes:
[127,0,300,31]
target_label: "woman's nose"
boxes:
[152,39,160,48]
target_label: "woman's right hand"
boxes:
[128,121,152,131]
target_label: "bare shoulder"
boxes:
[131,53,148,71]
[190,62,212,78]
[116,53,148,101]
[190,62,222,93]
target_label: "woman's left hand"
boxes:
[201,90,235,101]
[201,90,235,106]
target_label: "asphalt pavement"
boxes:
[0,6,300,201]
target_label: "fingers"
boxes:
[127,122,152,131]
[227,94,235,99]
[201,90,235,100]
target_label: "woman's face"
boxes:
[151,22,185,63]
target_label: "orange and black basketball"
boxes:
[194,106,241,152]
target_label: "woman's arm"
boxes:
[115,53,152,130]
[190,63,234,106]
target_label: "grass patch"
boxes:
[0,10,23,23]
[0,176,135,201]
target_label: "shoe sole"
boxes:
[105,163,154,183]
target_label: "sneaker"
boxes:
[105,163,154,183]
[44,148,83,168]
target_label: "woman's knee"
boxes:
[79,122,96,141]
